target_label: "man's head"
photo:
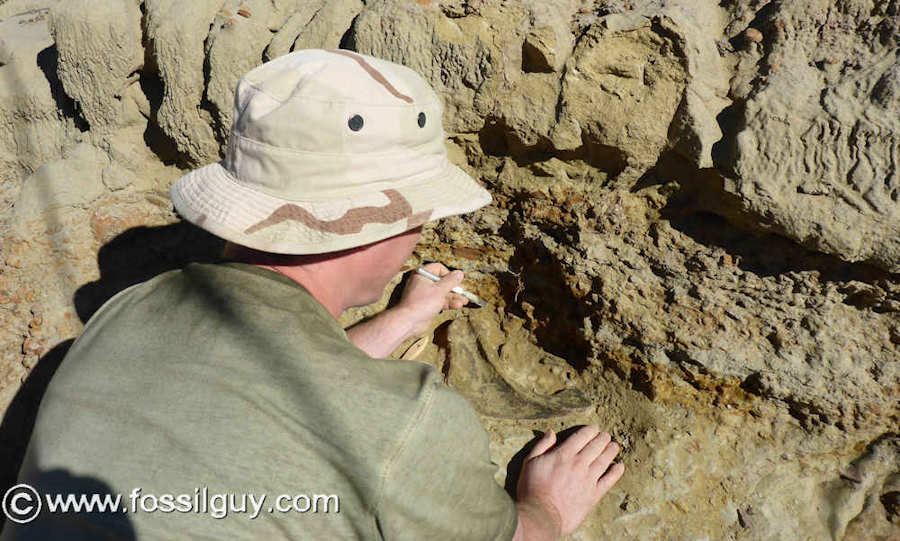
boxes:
[171,49,490,256]
[170,49,490,312]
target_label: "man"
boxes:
[4,49,623,539]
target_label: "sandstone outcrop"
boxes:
[714,0,900,273]
[1,0,897,539]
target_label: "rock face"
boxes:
[49,0,143,133]
[1,0,898,539]
[716,0,900,273]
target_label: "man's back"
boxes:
[4,262,516,540]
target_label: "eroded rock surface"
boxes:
[716,0,900,272]
[1,0,897,539]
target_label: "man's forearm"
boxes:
[346,307,419,359]
[512,500,562,541]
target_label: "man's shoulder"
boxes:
[84,261,313,324]
[77,266,187,331]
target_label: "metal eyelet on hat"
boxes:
[348,114,364,131]
[417,112,426,128]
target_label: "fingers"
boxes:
[527,429,557,459]
[589,440,620,479]
[577,431,612,462]
[596,462,625,496]
[436,269,464,294]
[416,263,469,310]
[447,293,469,310]
[416,263,464,293]
[421,262,451,277]
[558,425,600,457]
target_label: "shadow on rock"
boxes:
[74,221,224,323]
[638,151,900,285]
[494,231,592,373]
[662,208,899,285]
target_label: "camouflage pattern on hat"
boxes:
[326,49,414,104]
[244,190,433,235]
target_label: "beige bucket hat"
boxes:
[170,48,492,254]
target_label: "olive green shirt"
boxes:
[4,262,517,540]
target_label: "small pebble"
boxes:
[744,28,763,43]
[237,8,251,18]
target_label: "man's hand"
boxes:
[346,263,468,358]
[393,263,468,337]
[513,426,625,540]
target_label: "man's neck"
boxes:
[254,263,346,320]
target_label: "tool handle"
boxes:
[450,286,482,305]
[415,267,486,307]
[416,267,442,282]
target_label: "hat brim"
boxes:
[170,158,492,255]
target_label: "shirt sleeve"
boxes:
[375,374,518,541]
